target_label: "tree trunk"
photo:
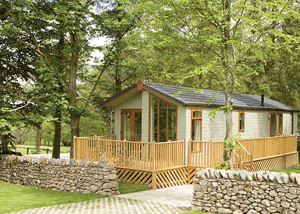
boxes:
[52,107,61,159]
[115,29,122,95]
[70,114,80,158]
[69,28,80,159]
[224,90,233,168]
[36,124,42,154]
[2,136,8,153]
[222,0,234,169]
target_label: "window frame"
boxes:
[149,93,178,142]
[191,109,203,141]
[270,112,277,137]
[238,111,245,132]
[278,113,283,135]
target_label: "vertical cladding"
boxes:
[141,90,149,142]
[177,105,186,141]
[114,107,121,140]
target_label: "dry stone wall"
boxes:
[0,155,119,196]
[193,168,300,214]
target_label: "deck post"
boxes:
[123,139,126,167]
[152,171,157,189]
[151,141,157,189]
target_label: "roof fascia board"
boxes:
[101,84,137,107]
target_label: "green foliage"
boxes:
[224,134,242,152]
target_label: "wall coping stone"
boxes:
[0,155,116,168]
[196,168,299,185]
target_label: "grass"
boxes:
[272,164,300,175]
[8,140,71,155]
[0,181,150,214]
[118,181,150,194]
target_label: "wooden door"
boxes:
[121,109,142,141]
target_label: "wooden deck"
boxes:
[74,135,298,189]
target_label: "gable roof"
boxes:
[102,81,300,112]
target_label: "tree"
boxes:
[135,0,299,167]
[2,0,114,158]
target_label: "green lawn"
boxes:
[0,180,150,214]
[118,181,150,194]
[272,164,300,175]
[9,141,70,155]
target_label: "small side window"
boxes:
[238,111,245,132]
[278,113,283,135]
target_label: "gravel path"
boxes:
[8,197,190,214]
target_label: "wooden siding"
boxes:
[114,92,143,140]
[141,90,149,142]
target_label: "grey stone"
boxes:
[290,173,296,183]
[260,184,269,190]
[233,210,243,214]
[289,187,297,195]
[247,210,259,214]
[218,208,232,214]
[295,174,300,185]
[281,173,289,184]
[268,172,277,182]
[266,207,277,213]
[269,190,277,197]
[286,193,297,199]
[281,201,290,208]
[261,199,270,206]
[247,172,254,181]
[220,170,228,178]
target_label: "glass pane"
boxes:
[134,112,142,141]
[168,104,177,141]
[240,113,244,130]
[124,112,131,140]
[193,111,202,118]
[151,96,158,142]
[192,120,202,141]
[159,101,167,142]
[270,114,276,135]
[279,114,283,134]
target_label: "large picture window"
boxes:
[191,110,202,141]
[150,95,177,142]
[238,111,245,132]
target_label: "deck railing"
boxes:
[74,137,185,171]
[74,135,297,171]
[239,135,297,160]
[188,140,224,167]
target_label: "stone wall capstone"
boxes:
[193,168,300,214]
[0,155,119,196]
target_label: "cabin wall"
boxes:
[184,107,296,142]
[293,112,298,135]
[141,90,149,142]
[177,106,187,141]
[114,92,143,140]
